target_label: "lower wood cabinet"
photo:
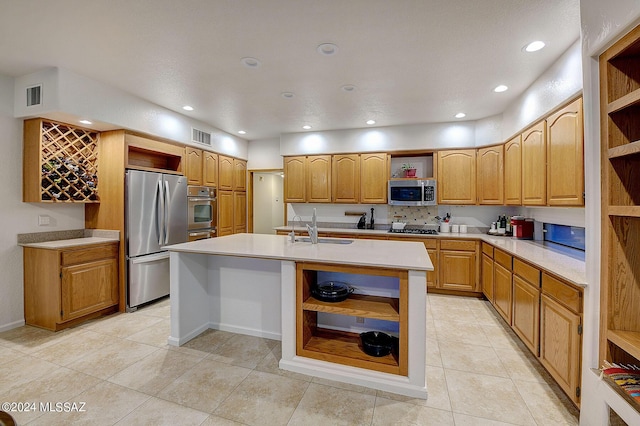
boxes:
[511,259,541,355]
[24,242,119,331]
[218,190,234,236]
[481,242,494,302]
[492,249,513,324]
[439,240,479,292]
[234,191,247,234]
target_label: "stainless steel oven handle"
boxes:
[188,197,216,202]
[189,231,210,237]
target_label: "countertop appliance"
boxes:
[388,179,437,206]
[511,216,534,239]
[388,228,438,235]
[187,185,216,241]
[126,170,187,309]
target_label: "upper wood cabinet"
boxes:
[332,154,361,203]
[437,149,476,205]
[284,156,306,203]
[218,155,234,191]
[546,98,584,206]
[306,155,332,202]
[185,147,203,185]
[504,135,522,205]
[476,145,504,205]
[233,159,247,191]
[360,153,390,204]
[521,121,547,206]
[203,151,218,187]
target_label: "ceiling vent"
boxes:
[192,128,212,146]
[26,84,42,107]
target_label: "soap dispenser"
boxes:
[357,213,366,229]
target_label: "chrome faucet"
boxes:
[306,208,318,244]
[290,215,303,242]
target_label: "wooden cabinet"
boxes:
[24,242,119,331]
[512,259,541,355]
[360,153,390,204]
[540,273,582,405]
[185,147,203,185]
[233,191,247,233]
[297,262,408,376]
[233,159,247,191]
[437,149,476,205]
[546,98,584,206]
[476,145,504,205]
[438,239,478,292]
[332,154,360,203]
[493,251,513,325]
[504,135,522,205]
[481,243,494,302]
[306,155,332,202]
[203,151,218,187]
[218,190,234,236]
[284,156,306,203]
[218,155,234,191]
[521,121,547,206]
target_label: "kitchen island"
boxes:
[164,233,431,397]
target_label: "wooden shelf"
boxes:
[302,294,400,321]
[607,88,640,114]
[608,206,640,217]
[608,330,640,362]
[299,328,400,375]
[608,140,640,159]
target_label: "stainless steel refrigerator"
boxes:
[126,170,187,309]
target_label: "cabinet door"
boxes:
[439,250,477,292]
[540,294,582,405]
[512,275,540,355]
[284,156,306,202]
[233,191,247,234]
[521,121,546,206]
[61,258,118,321]
[361,153,389,203]
[437,149,476,204]
[427,248,438,290]
[332,154,360,203]
[306,155,332,203]
[477,145,504,205]
[482,253,494,302]
[203,151,218,187]
[493,262,512,324]
[233,159,247,191]
[185,147,203,186]
[218,155,234,191]
[504,135,522,205]
[547,98,584,206]
[218,190,234,236]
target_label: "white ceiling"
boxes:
[0,0,580,140]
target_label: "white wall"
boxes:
[247,138,282,170]
[0,73,85,331]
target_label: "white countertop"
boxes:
[275,226,586,287]
[20,236,120,249]
[164,233,433,271]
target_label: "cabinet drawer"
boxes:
[440,239,476,251]
[494,249,512,270]
[61,243,118,266]
[482,242,494,258]
[423,239,437,249]
[513,258,540,287]
[542,273,582,313]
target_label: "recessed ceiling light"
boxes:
[302,125,312,130]
[366,120,376,125]
[494,85,509,93]
[238,130,246,135]
[79,119,92,125]
[524,41,545,52]
[281,92,295,99]
[341,84,356,92]
[182,105,194,111]
[317,43,338,56]
[454,112,466,119]
[241,57,261,68]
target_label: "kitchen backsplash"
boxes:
[388,206,439,226]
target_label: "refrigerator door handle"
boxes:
[156,180,164,245]
[130,251,170,264]
[164,180,171,245]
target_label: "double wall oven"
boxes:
[187,185,217,241]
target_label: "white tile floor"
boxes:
[0,294,579,425]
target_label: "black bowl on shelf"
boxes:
[360,331,397,357]
[311,281,354,302]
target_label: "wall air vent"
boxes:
[192,128,211,146]
[26,84,42,107]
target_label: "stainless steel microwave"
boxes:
[388,179,437,206]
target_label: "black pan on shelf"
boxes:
[311,281,354,302]
[360,331,398,357]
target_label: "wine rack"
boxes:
[23,119,100,203]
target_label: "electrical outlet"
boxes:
[38,215,50,226]
[356,317,364,324]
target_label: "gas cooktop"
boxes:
[388,229,438,235]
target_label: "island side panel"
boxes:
[407,269,427,390]
[168,251,210,346]
[208,256,282,340]
[280,261,297,362]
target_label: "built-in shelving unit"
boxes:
[600,22,640,414]
[296,262,408,376]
